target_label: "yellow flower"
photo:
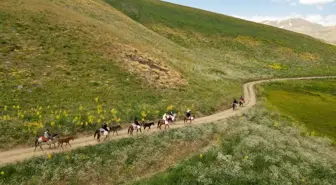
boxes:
[200,154,203,159]
[56,115,60,120]
[94,97,99,103]
[166,105,173,111]
[311,130,316,137]
[79,105,83,111]
[50,121,55,127]
[244,156,249,160]
[47,153,52,159]
[4,106,7,111]
[65,154,70,160]
[0,171,4,175]
[141,111,147,118]
[274,122,278,127]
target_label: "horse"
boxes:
[142,122,155,130]
[239,99,245,107]
[110,125,122,135]
[128,123,142,136]
[94,126,111,142]
[166,114,176,123]
[232,103,238,110]
[157,119,169,130]
[184,116,194,124]
[57,136,74,150]
[34,133,60,151]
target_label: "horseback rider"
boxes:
[102,122,108,132]
[169,110,174,116]
[186,110,191,118]
[134,117,140,126]
[44,129,50,141]
[233,99,238,104]
[240,96,245,103]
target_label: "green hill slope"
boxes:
[0,0,335,146]
[106,0,336,78]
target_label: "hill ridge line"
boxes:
[0,76,335,166]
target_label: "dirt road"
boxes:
[0,76,334,166]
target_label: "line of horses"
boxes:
[33,99,245,151]
[34,134,74,151]
[93,114,195,142]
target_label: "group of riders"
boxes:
[41,96,245,142]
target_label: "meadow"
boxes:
[133,108,336,185]
[1,0,336,148]
[1,107,335,185]
[261,79,336,139]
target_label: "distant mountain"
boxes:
[262,18,336,45]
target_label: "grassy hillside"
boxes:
[0,0,241,147]
[262,79,336,139]
[134,109,336,185]
[1,0,336,147]
[1,108,335,185]
[106,0,336,77]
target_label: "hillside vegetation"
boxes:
[1,108,335,185]
[1,0,336,147]
[262,79,336,139]
[106,0,336,78]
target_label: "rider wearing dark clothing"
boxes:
[233,99,238,104]
[134,117,140,126]
[186,110,191,118]
[102,122,108,131]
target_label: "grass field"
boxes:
[133,108,336,185]
[262,79,336,139]
[1,0,336,148]
[1,108,335,185]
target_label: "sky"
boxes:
[163,0,336,26]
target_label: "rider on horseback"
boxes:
[233,99,238,104]
[186,110,191,118]
[102,122,108,132]
[134,117,140,126]
[169,110,174,117]
[240,96,245,103]
[44,129,50,141]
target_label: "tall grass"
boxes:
[134,108,336,185]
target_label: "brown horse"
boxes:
[58,136,74,150]
[128,124,142,136]
[239,100,245,107]
[184,116,194,124]
[157,119,169,130]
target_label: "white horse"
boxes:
[34,134,60,151]
[94,127,111,142]
[163,113,176,123]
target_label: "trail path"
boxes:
[0,76,334,166]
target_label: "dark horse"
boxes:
[110,125,122,135]
[184,116,194,124]
[142,122,154,130]
[232,103,238,110]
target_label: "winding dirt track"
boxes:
[0,76,334,166]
